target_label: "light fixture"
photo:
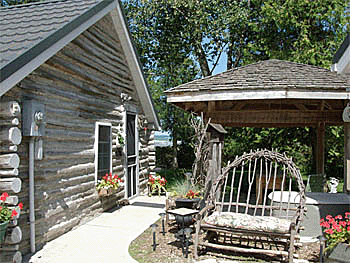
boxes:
[318,234,327,263]
[150,223,158,251]
[159,213,166,236]
[184,228,192,258]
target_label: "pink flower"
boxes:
[326,215,333,220]
[340,221,347,227]
[325,228,334,235]
[335,215,343,220]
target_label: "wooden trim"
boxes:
[208,110,343,126]
[110,5,160,130]
[94,122,113,184]
[167,89,350,102]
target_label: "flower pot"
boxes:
[148,185,166,196]
[98,188,116,197]
[175,198,200,209]
[0,221,9,244]
[326,243,350,262]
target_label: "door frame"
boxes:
[123,106,139,199]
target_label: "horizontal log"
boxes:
[0,127,22,145]
[0,244,19,251]
[0,178,21,193]
[4,226,22,244]
[3,195,18,205]
[0,101,20,118]
[0,153,20,169]
[199,240,288,257]
[0,251,22,263]
[0,168,19,176]
[0,118,19,126]
[0,145,17,153]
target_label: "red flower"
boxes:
[340,221,347,227]
[0,192,9,202]
[18,203,23,210]
[11,209,18,218]
[335,215,343,220]
[345,212,350,219]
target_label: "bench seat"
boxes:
[202,211,292,234]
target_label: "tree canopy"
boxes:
[123,0,349,178]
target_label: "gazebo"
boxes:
[165,59,350,192]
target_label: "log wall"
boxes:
[0,13,156,257]
[0,101,23,262]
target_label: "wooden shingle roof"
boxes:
[166,60,350,127]
[166,59,350,95]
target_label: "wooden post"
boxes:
[315,122,325,175]
[344,122,350,193]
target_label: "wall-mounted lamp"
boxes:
[120,93,132,103]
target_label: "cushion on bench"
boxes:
[202,211,292,234]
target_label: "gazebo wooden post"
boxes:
[316,122,325,175]
[204,124,227,198]
[344,122,350,193]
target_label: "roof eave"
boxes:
[167,89,350,103]
[110,1,160,130]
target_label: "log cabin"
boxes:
[0,0,159,261]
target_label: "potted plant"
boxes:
[148,173,167,196]
[175,189,201,209]
[320,212,350,259]
[0,192,23,244]
[96,173,123,197]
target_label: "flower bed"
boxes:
[320,212,350,253]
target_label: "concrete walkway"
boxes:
[26,195,166,263]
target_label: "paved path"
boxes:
[26,195,166,263]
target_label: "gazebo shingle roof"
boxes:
[166,59,350,127]
[166,59,350,94]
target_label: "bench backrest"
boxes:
[209,150,305,226]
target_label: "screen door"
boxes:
[126,113,138,198]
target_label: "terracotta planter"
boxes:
[0,221,9,244]
[98,188,116,197]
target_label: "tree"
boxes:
[123,0,348,177]
[124,0,348,77]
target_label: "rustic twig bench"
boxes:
[193,149,306,262]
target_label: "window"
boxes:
[95,123,112,181]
